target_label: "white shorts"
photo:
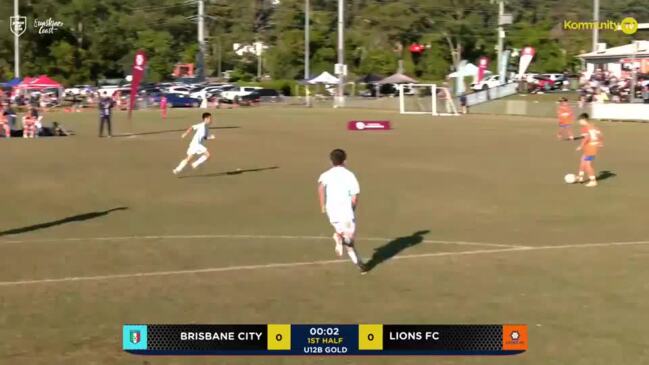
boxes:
[187,143,207,156]
[330,220,355,237]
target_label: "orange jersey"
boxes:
[557,105,573,125]
[581,125,603,156]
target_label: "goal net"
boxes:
[399,84,459,116]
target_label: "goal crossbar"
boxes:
[399,83,459,116]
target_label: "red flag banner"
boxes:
[477,56,489,83]
[129,50,147,117]
[517,47,535,79]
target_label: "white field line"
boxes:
[0,234,521,249]
[1,239,649,287]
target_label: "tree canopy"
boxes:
[0,0,647,85]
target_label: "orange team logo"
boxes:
[502,324,528,351]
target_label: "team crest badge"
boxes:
[130,330,141,344]
[10,16,27,37]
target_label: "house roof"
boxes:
[579,41,649,60]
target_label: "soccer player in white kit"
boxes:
[318,149,367,274]
[173,112,215,175]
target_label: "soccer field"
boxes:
[2,107,649,365]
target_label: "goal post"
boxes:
[399,84,459,116]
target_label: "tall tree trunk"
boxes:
[444,33,461,70]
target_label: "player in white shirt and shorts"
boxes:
[318,149,367,274]
[173,112,215,175]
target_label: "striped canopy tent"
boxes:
[17,75,63,90]
[16,75,64,103]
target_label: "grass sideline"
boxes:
[1,107,649,365]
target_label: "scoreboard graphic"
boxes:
[123,324,527,356]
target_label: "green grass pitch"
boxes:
[1,106,649,364]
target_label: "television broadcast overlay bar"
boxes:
[122,324,527,356]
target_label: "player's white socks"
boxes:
[346,247,359,265]
[192,155,208,169]
[175,159,188,172]
[333,234,343,257]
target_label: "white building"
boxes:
[578,41,649,79]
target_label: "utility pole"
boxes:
[631,40,639,103]
[496,0,504,85]
[14,0,20,78]
[305,0,311,107]
[257,43,262,80]
[198,0,206,80]
[335,0,345,108]
[217,40,222,78]
[592,0,599,52]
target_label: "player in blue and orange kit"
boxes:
[575,113,603,187]
[556,97,574,140]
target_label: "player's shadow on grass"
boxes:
[0,207,128,237]
[115,126,239,137]
[597,170,617,181]
[365,230,430,272]
[180,166,279,178]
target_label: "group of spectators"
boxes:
[0,95,72,138]
[578,69,649,107]
[0,88,118,139]
[0,89,59,109]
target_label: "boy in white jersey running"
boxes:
[318,149,367,274]
[173,112,215,175]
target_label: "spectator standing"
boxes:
[459,93,468,114]
[0,103,10,138]
[72,93,82,112]
[22,113,36,139]
[160,95,168,119]
[3,103,16,130]
[593,89,608,104]
[28,105,44,135]
[99,91,114,137]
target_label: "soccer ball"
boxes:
[564,173,577,184]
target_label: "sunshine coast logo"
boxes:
[33,17,64,34]
[9,15,64,36]
[9,15,27,37]
[563,17,638,35]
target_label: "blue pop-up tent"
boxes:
[0,77,21,87]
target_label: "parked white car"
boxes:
[166,86,191,95]
[220,86,262,101]
[64,84,95,96]
[519,73,540,83]
[471,75,506,91]
[97,85,120,97]
[542,73,565,82]
[190,86,229,100]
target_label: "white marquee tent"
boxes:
[309,71,340,84]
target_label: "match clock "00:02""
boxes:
[309,327,340,336]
